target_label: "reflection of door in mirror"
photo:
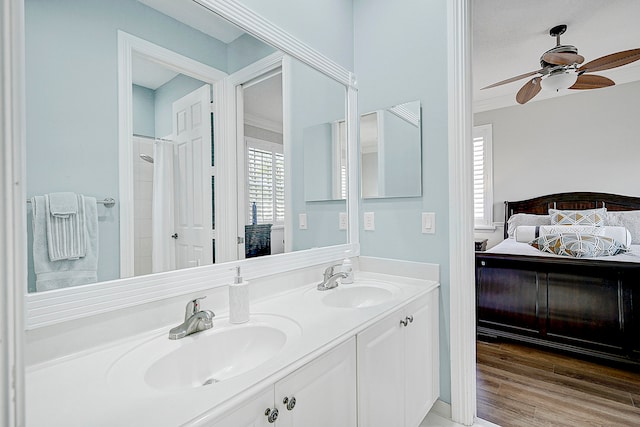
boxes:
[131,59,213,276]
[238,70,284,259]
[172,85,213,270]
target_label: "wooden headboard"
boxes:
[503,192,640,239]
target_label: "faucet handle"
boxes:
[323,264,341,280]
[185,296,207,320]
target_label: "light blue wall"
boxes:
[25,0,228,285]
[381,109,421,197]
[302,123,333,201]
[154,74,208,138]
[228,33,278,74]
[354,0,451,403]
[235,0,354,70]
[288,59,347,251]
[132,84,155,137]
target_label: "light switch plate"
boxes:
[339,212,348,230]
[299,213,308,230]
[364,212,375,231]
[422,212,435,234]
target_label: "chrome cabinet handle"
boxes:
[171,233,178,239]
[283,396,296,410]
[400,316,414,327]
[265,407,279,423]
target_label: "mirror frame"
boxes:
[23,0,360,329]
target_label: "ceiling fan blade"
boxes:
[579,48,640,73]
[569,74,615,90]
[516,77,541,104]
[481,70,542,90]
[542,52,585,66]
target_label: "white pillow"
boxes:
[506,213,550,238]
[607,210,640,244]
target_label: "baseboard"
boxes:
[430,399,451,419]
[429,400,501,427]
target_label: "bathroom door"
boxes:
[172,84,213,269]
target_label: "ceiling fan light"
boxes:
[541,71,578,92]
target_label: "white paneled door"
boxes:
[172,85,213,269]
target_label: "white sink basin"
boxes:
[321,282,399,308]
[108,315,301,393]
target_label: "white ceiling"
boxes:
[138,0,244,43]
[132,55,180,89]
[473,0,640,112]
[243,73,283,133]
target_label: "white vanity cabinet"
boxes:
[211,338,357,427]
[356,289,439,427]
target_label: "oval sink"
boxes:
[108,315,301,393]
[322,283,398,308]
[146,325,285,390]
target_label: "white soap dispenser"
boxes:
[340,251,354,284]
[229,266,250,324]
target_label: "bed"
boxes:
[475,192,640,368]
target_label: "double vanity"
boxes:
[26,262,439,426]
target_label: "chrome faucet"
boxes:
[317,265,348,291]
[169,297,215,340]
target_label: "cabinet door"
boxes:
[275,338,357,427]
[210,387,273,427]
[357,308,405,427]
[404,290,439,427]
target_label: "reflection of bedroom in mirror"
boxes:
[239,69,285,259]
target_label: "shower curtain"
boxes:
[151,139,175,273]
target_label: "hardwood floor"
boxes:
[476,341,640,427]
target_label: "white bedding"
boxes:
[486,238,640,263]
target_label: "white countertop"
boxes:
[26,272,439,426]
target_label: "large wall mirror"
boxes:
[361,100,422,199]
[24,0,351,308]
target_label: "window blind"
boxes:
[247,146,284,225]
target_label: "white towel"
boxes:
[32,196,99,292]
[45,193,87,261]
[47,191,78,218]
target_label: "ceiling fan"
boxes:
[481,24,640,104]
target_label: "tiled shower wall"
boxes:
[133,136,154,276]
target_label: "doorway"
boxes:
[236,69,284,259]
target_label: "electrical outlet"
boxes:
[422,212,435,234]
[364,212,375,231]
[339,212,348,230]
[299,213,308,230]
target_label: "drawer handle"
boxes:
[283,396,297,410]
[407,315,414,323]
[265,407,279,423]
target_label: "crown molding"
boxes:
[244,113,283,134]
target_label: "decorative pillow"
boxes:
[549,208,606,226]
[529,233,629,258]
[515,225,632,246]
[606,210,640,244]
[506,213,551,238]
